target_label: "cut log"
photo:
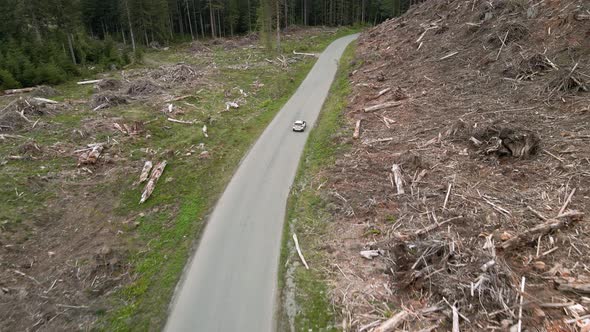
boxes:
[363,100,405,113]
[499,210,584,249]
[139,160,167,204]
[391,164,405,195]
[293,233,309,269]
[77,79,102,85]
[374,310,409,332]
[353,119,362,139]
[168,118,195,124]
[139,161,153,183]
[2,87,35,95]
[360,250,380,260]
[33,97,58,104]
[557,281,590,294]
[376,87,391,98]
[292,50,317,57]
[363,137,393,145]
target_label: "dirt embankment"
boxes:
[320,0,590,331]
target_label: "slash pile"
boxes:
[318,0,590,330]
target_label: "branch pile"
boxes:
[304,0,590,330]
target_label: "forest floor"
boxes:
[0,26,360,331]
[283,1,590,331]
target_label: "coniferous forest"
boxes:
[0,0,418,89]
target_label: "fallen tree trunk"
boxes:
[375,87,391,98]
[292,50,316,57]
[2,87,35,95]
[374,310,409,332]
[77,79,102,85]
[363,100,405,112]
[353,119,362,139]
[168,118,196,124]
[557,281,590,294]
[139,161,153,183]
[499,210,584,249]
[140,161,167,204]
[33,97,58,104]
[363,137,393,145]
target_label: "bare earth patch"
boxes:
[313,0,590,331]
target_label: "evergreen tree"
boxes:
[0,0,420,88]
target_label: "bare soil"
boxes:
[318,1,590,331]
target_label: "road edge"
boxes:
[277,40,358,332]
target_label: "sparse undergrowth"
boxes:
[279,41,358,332]
[0,27,361,331]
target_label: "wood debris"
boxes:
[77,143,104,166]
[500,210,584,250]
[374,310,409,332]
[363,100,405,113]
[293,233,309,269]
[292,50,317,57]
[353,119,362,139]
[77,79,102,85]
[139,161,153,183]
[114,121,143,135]
[32,97,58,104]
[311,0,590,330]
[362,137,393,145]
[168,118,196,125]
[139,160,167,204]
[556,280,590,294]
[2,87,36,95]
[391,164,404,195]
[225,101,239,110]
[439,51,459,61]
[360,249,380,260]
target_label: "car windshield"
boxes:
[294,121,303,125]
